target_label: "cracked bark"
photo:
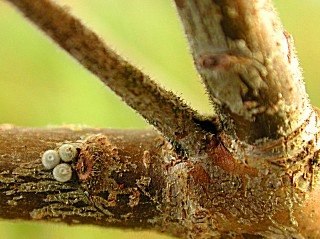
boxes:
[0,126,169,229]
[2,124,320,238]
[174,0,311,144]
[2,0,320,238]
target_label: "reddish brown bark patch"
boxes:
[76,135,118,183]
[76,150,94,181]
[189,163,211,185]
[208,143,256,176]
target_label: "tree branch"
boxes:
[4,0,217,156]
[2,125,320,238]
[0,125,170,230]
[3,1,320,238]
[174,0,312,144]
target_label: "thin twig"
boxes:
[174,0,311,144]
[5,0,217,156]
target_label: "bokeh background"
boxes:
[0,0,319,238]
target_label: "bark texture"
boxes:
[5,0,216,156]
[174,0,311,144]
[2,0,320,238]
[0,126,169,229]
[1,125,320,238]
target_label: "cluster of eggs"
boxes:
[41,144,78,182]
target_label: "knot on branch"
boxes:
[76,134,118,184]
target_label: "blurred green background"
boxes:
[0,0,319,238]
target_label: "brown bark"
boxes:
[174,0,311,144]
[0,126,169,229]
[1,125,320,238]
[2,0,320,238]
[4,0,217,156]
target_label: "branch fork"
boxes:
[2,0,320,238]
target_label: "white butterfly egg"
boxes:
[58,144,78,162]
[53,163,72,182]
[42,150,60,169]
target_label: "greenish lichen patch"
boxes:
[30,203,104,220]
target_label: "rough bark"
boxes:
[0,126,163,226]
[174,0,311,144]
[2,0,320,238]
[5,0,217,156]
[1,125,320,238]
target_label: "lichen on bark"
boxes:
[0,127,169,229]
[2,0,320,238]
